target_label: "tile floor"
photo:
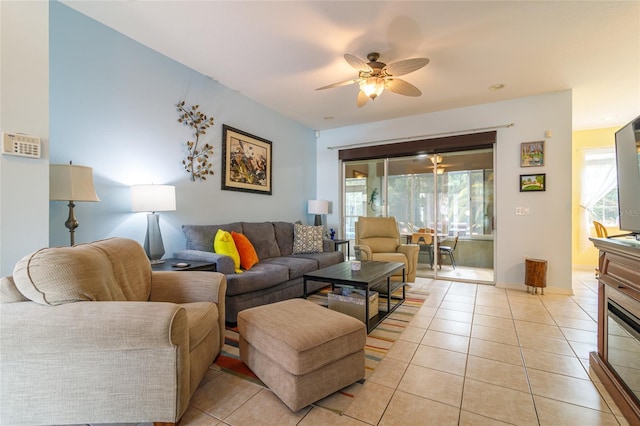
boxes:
[179,269,631,425]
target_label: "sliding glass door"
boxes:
[343,148,494,283]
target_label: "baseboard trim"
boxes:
[495,281,574,296]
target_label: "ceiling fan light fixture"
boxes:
[360,77,385,100]
[429,154,443,165]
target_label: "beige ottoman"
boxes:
[238,298,366,411]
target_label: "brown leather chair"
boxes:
[354,216,419,282]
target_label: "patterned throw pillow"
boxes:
[292,224,324,254]
[214,229,242,273]
[231,231,259,270]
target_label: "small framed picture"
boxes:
[521,141,545,167]
[520,173,546,192]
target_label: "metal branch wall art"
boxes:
[176,101,214,181]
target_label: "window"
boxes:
[583,149,618,226]
[589,188,618,226]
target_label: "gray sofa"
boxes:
[177,221,344,323]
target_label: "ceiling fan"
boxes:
[316,52,430,107]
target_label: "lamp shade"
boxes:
[131,185,176,212]
[308,200,329,215]
[50,164,100,202]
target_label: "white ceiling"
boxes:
[63,1,640,131]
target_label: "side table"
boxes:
[333,239,350,260]
[151,258,217,272]
[525,258,547,295]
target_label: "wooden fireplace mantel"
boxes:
[590,236,640,425]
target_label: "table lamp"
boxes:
[131,184,176,263]
[308,200,329,226]
[50,162,100,246]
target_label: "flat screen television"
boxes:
[614,114,640,238]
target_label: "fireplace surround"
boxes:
[591,237,640,424]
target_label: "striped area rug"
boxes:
[213,286,429,413]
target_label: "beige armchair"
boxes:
[354,216,419,282]
[0,237,226,425]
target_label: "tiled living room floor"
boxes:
[177,269,629,426]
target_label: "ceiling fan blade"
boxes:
[383,58,430,76]
[344,54,372,73]
[385,78,422,97]
[316,79,359,90]
[356,90,370,107]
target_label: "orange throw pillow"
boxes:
[231,231,259,270]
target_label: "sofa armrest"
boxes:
[1,301,187,353]
[397,243,420,261]
[150,271,226,347]
[323,239,336,252]
[396,244,420,281]
[1,301,190,424]
[354,244,372,260]
[173,249,235,274]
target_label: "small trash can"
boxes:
[525,258,547,295]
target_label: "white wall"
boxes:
[0,1,50,276]
[317,91,573,293]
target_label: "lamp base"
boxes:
[149,259,165,265]
[314,215,322,226]
[65,201,79,246]
[144,213,165,262]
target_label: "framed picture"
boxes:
[520,173,546,192]
[222,125,272,195]
[521,141,545,167]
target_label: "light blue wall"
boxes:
[49,2,317,256]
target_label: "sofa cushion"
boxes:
[12,238,150,305]
[231,232,259,270]
[241,222,281,260]
[292,224,324,254]
[262,256,318,280]
[94,238,152,300]
[273,222,295,256]
[182,223,243,252]
[360,237,399,253]
[0,276,29,303]
[293,251,344,269]
[225,263,290,296]
[214,230,242,273]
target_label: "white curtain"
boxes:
[579,148,617,251]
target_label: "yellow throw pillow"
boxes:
[214,229,242,273]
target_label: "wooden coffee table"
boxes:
[303,261,405,332]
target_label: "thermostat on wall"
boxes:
[2,132,41,158]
